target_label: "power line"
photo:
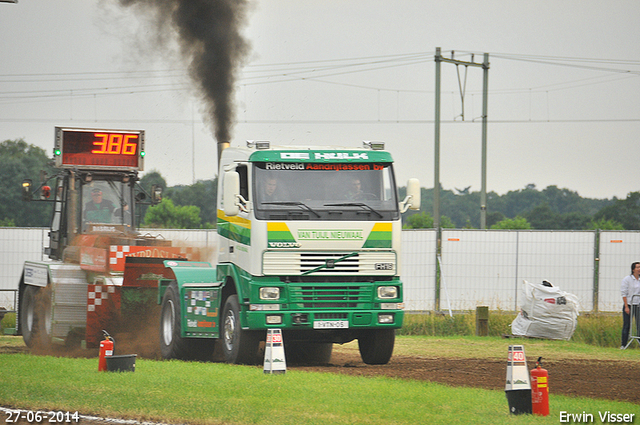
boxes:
[0,51,638,108]
[484,52,640,74]
[458,50,640,65]
[239,58,431,86]
[242,52,434,68]
[1,117,638,125]
[0,69,186,81]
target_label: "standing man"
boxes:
[621,262,640,349]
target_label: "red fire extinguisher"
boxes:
[98,330,114,372]
[530,357,549,416]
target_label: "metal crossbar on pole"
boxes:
[433,48,490,229]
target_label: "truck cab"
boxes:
[215,141,420,364]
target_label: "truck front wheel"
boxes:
[358,329,395,365]
[221,295,260,365]
[160,283,215,361]
[20,285,52,348]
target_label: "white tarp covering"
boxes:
[511,280,580,340]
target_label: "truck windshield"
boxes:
[253,162,399,221]
[82,180,132,227]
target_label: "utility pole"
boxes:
[480,52,490,229]
[434,49,442,233]
[433,48,490,229]
[434,49,443,312]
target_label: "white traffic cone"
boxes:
[263,328,286,374]
[505,345,532,414]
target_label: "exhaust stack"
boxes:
[217,141,230,165]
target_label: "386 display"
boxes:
[54,127,145,170]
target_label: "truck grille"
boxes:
[300,253,359,273]
[289,285,372,309]
[263,251,396,276]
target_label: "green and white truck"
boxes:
[160,141,420,365]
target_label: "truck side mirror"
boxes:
[151,185,163,204]
[223,170,240,216]
[41,185,51,199]
[400,178,421,213]
[22,179,32,202]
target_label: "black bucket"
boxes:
[106,354,137,372]
[505,389,532,415]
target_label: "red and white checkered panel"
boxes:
[87,284,116,312]
[86,283,121,348]
[109,245,131,271]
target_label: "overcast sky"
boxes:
[1,0,639,200]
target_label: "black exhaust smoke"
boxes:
[117,0,251,162]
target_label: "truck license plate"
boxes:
[313,320,349,329]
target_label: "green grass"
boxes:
[0,311,635,424]
[1,353,637,425]
[0,312,16,334]
[401,312,625,348]
[0,335,638,425]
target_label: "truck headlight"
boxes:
[377,286,398,299]
[260,287,280,300]
[266,315,283,325]
[378,313,395,324]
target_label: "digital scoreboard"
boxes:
[54,127,145,171]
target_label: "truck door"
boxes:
[219,163,249,263]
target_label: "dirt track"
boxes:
[3,339,640,407]
[291,350,640,405]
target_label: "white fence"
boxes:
[1,228,637,312]
[597,232,640,312]
[438,230,596,312]
[0,228,48,309]
[401,230,437,311]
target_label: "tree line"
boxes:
[401,184,635,230]
[1,139,637,230]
